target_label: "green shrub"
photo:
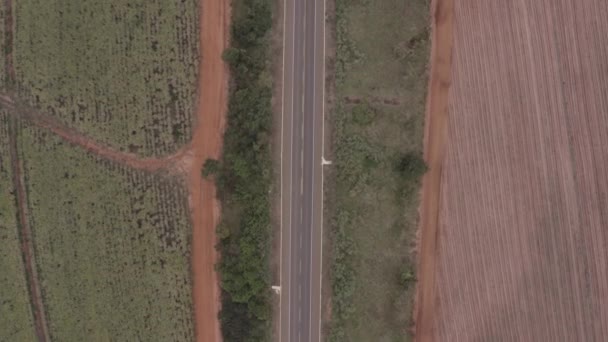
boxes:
[202,158,221,178]
[351,103,376,126]
[397,152,427,182]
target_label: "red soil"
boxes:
[419,0,608,340]
[413,0,453,340]
[188,0,229,340]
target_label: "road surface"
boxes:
[279,0,326,341]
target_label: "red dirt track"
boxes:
[416,0,608,341]
[189,0,229,340]
[414,0,452,340]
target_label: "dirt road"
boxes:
[414,0,453,341]
[188,0,229,340]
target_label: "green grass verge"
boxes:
[17,123,194,341]
[14,0,199,157]
[329,0,429,341]
[0,113,36,341]
[214,0,273,341]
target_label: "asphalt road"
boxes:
[279,0,325,341]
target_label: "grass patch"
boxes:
[14,0,199,157]
[0,112,36,341]
[215,0,273,341]
[329,0,429,341]
[17,123,194,341]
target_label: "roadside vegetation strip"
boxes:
[414,0,453,340]
[329,0,429,341]
[7,117,50,342]
[14,0,199,157]
[0,113,37,342]
[18,125,195,341]
[211,0,273,340]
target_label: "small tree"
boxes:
[397,152,427,182]
[222,47,241,67]
[202,158,221,179]
[400,267,416,288]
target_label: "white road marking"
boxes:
[279,0,285,335]
[285,0,297,339]
[309,0,317,338]
[318,0,327,340]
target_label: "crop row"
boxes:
[14,0,199,157]
[0,112,37,341]
[17,123,195,341]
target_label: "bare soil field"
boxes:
[417,0,608,341]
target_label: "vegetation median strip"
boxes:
[213,0,274,340]
[328,0,429,340]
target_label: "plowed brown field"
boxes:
[416,0,608,341]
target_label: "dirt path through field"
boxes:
[0,94,191,173]
[414,0,453,340]
[4,1,49,339]
[7,120,50,342]
[188,0,229,340]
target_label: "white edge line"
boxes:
[279,1,287,341]
[287,0,297,340]
[318,0,326,339]
[309,0,316,337]
[279,0,286,339]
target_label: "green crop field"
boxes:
[14,0,199,157]
[329,0,429,341]
[0,112,36,342]
[16,123,194,341]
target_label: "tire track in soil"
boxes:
[188,0,229,340]
[414,0,453,341]
[4,0,49,339]
[7,117,51,342]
